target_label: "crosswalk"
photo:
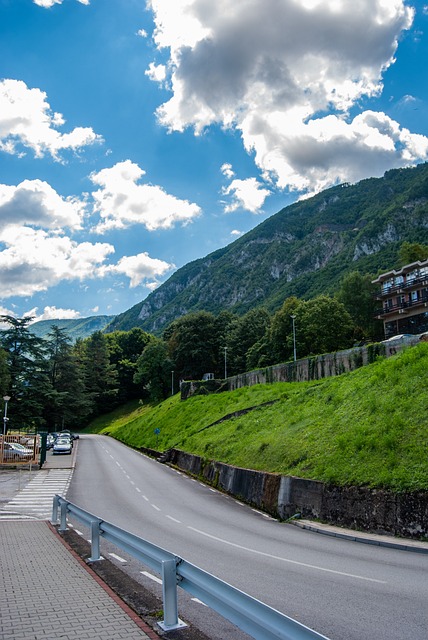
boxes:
[0,469,73,521]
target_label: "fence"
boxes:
[0,433,40,467]
[52,495,330,640]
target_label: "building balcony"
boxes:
[376,275,428,300]
[375,296,428,319]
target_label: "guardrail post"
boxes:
[158,558,186,631]
[58,500,68,532]
[88,519,102,561]
[51,494,60,524]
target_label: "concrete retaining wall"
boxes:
[163,449,428,539]
[181,338,419,400]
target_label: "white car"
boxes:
[52,437,72,455]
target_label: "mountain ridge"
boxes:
[107,163,428,334]
[29,315,114,341]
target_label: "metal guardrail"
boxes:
[52,495,330,640]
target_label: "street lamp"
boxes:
[3,395,10,437]
[290,315,297,362]
[223,346,228,379]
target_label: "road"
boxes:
[67,435,428,640]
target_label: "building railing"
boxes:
[376,275,428,299]
[375,295,428,318]
[52,495,329,640]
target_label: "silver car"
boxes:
[52,437,72,455]
[2,442,33,461]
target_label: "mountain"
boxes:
[107,163,428,335]
[29,315,114,341]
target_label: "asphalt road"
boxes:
[67,435,428,640]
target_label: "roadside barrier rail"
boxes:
[52,495,329,640]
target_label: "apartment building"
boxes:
[372,259,428,339]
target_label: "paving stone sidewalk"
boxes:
[0,520,159,640]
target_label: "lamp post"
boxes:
[3,395,10,437]
[290,315,297,362]
[223,346,228,379]
[171,371,174,396]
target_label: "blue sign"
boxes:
[154,428,160,435]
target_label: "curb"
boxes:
[291,519,428,553]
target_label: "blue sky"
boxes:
[1,0,428,324]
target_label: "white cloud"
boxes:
[33,0,89,6]
[90,160,202,233]
[0,79,101,160]
[230,229,243,236]
[0,305,15,318]
[220,163,235,179]
[223,177,271,213]
[0,226,114,298]
[100,252,175,288]
[0,179,85,232]
[26,306,81,323]
[147,0,426,194]
[145,62,167,83]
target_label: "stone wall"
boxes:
[162,449,428,539]
[181,337,420,400]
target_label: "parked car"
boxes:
[2,442,33,461]
[52,437,72,455]
[58,430,79,440]
[382,334,415,343]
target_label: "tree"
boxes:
[105,328,152,402]
[45,326,91,431]
[269,297,300,363]
[134,338,173,401]
[398,241,428,266]
[81,331,119,417]
[166,311,219,380]
[226,308,271,375]
[0,348,10,398]
[0,315,51,431]
[336,271,383,342]
[296,296,354,357]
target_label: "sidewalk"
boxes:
[0,447,160,640]
[292,519,428,554]
[0,520,159,640]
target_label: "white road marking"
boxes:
[141,571,162,585]
[165,515,181,523]
[192,598,207,606]
[187,527,387,584]
[109,553,127,563]
[151,504,161,511]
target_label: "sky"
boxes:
[1,0,428,324]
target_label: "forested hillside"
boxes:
[107,163,428,334]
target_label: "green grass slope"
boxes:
[92,343,428,491]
